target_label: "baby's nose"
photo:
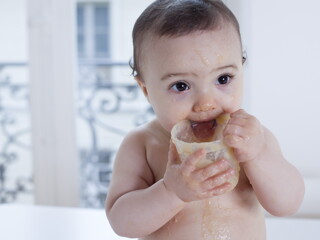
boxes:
[194,102,215,112]
[193,92,217,112]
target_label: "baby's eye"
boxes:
[217,74,232,85]
[171,81,190,92]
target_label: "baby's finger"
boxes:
[199,182,232,198]
[180,148,206,176]
[230,109,250,119]
[193,159,230,182]
[224,123,245,138]
[200,168,235,191]
[224,134,246,148]
[207,182,232,197]
[227,116,248,128]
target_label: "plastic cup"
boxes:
[171,119,240,190]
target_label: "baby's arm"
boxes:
[105,130,185,238]
[224,109,305,216]
[242,128,305,216]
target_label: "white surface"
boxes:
[266,217,320,240]
[0,204,128,240]
[0,204,319,240]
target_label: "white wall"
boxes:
[249,1,320,177]
[109,0,154,88]
[110,0,153,63]
[249,1,320,217]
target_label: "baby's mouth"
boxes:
[190,119,217,142]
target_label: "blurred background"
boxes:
[0,0,319,218]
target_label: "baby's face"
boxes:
[137,23,244,133]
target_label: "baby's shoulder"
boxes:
[119,119,161,148]
[126,118,167,140]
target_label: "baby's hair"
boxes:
[130,0,244,78]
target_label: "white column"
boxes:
[27,0,79,206]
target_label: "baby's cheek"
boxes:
[222,104,240,115]
[223,94,242,113]
[157,112,183,132]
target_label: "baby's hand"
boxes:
[163,142,236,202]
[223,109,265,163]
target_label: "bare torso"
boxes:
[140,120,266,240]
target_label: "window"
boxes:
[77,3,110,59]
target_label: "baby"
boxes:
[106,1,305,239]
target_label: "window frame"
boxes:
[77,2,111,59]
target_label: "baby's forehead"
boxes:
[138,27,242,76]
[139,23,240,54]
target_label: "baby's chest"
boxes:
[147,195,264,240]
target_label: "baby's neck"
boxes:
[150,119,171,143]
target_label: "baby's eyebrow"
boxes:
[160,72,197,81]
[160,64,239,81]
[212,64,238,73]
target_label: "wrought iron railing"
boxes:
[0,62,33,203]
[0,61,153,207]
[77,59,153,207]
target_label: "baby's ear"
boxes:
[135,77,149,100]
